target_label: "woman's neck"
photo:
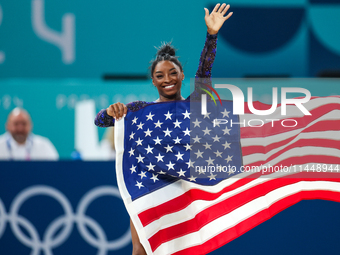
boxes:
[156,95,184,102]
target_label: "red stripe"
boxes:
[138,173,260,227]
[247,155,340,169]
[148,175,340,251]
[173,190,340,255]
[240,104,340,138]
[242,138,340,163]
[139,153,340,227]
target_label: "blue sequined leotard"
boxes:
[95,32,217,127]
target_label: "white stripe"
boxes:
[130,171,254,214]
[115,119,154,254]
[154,180,340,255]
[240,109,340,145]
[241,131,340,165]
[117,96,340,254]
[143,164,339,239]
[115,119,131,204]
[242,130,340,165]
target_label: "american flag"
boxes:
[114,97,340,255]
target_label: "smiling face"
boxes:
[152,60,184,102]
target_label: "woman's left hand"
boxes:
[204,3,233,35]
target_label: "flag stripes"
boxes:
[115,96,340,255]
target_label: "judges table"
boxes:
[0,161,340,255]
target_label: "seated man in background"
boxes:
[0,108,59,160]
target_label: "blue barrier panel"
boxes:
[0,161,132,255]
[0,161,340,254]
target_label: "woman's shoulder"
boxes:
[126,101,153,112]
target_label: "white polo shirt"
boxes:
[0,132,59,161]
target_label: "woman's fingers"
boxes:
[114,103,124,120]
[218,3,227,13]
[212,3,220,13]
[221,4,230,15]
[107,104,115,118]
[204,7,209,17]
[106,103,127,120]
[224,11,233,20]
[117,103,126,119]
[123,104,128,116]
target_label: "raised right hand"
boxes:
[106,102,127,120]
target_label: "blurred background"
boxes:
[0,0,340,254]
[1,0,340,158]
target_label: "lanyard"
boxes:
[6,135,33,161]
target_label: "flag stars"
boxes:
[213,119,221,127]
[150,174,159,182]
[192,135,201,143]
[182,110,191,119]
[175,151,184,161]
[214,150,223,158]
[164,144,173,153]
[153,136,162,145]
[222,141,231,149]
[173,137,182,144]
[212,135,221,142]
[144,128,153,137]
[197,167,206,175]
[166,161,175,171]
[192,118,202,127]
[203,112,211,119]
[202,127,212,135]
[183,128,191,136]
[128,148,135,157]
[188,175,197,182]
[164,111,173,120]
[155,153,164,162]
[173,119,182,128]
[132,117,138,125]
[158,170,167,175]
[186,159,195,168]
[163,128,173,137]
[130,165,137,174]
[138,171,147,179]
[203,142,212,150]
[146,112,155,120]
[225,155,233,163]
[145,145,154,154]
[194,149,204,158]
[135,181,144,189]
[137,122,144,130]
[221,109,230,118]
[205,157,215,165]
[177,169,186,177]
[146,162,156,171]
[136,154,145,163]
[228,166,236,175]
[135,138,143,146]
[208,173,217,181]
[184,144,192,151]
[154,120,163,128]
[129,132,135,140]
[223,126,231,135]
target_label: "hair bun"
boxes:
[157,42,176,58]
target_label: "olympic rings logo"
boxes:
[0,185,131,255]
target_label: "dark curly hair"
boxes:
[150,42,183,77]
